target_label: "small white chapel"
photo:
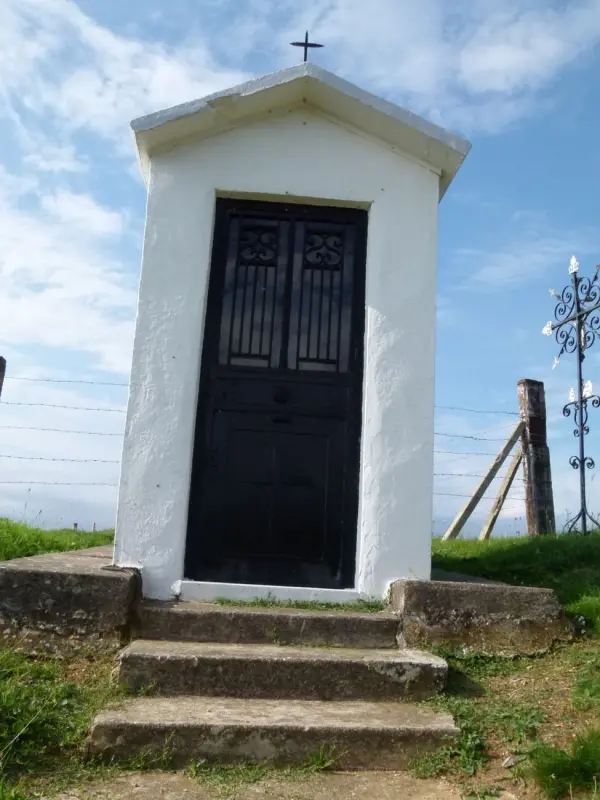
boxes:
[113,59,470,603]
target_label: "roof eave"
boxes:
[131,64,471,198]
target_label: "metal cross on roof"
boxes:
[290,31,324,62]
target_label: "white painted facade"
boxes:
[114,66,470,602]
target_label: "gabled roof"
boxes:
[131,63,470,198]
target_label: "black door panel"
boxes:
[185,199,367,589]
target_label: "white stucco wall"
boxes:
[114,106,440,601]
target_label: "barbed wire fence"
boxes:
[0,371,531,536]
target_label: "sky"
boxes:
[1,0,600,535]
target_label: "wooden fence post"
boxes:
[0,357,5,401]
[479,448,523,541]
[517,379,556,536]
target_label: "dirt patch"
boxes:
[486,642,598,755]
[51,770,463,800]
[448,640,600,799]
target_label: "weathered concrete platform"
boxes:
[392,578,574,656]
[118,640,447,701]
[86,696,459,770]
[0,545,576,658]
[137,599,400,648]
[0,545,139,646]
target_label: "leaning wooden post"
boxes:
[442,420,525,541]
[0,357,5,401]
[479,448,523,541]
[517,379,556,536]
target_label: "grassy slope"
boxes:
[0,520,118,798]
[432,533,600,797]
[433,532,600,635]
[0,519,113,562]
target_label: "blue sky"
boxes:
[1,0,600,534]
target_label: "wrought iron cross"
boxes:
[543,255,600,534]
[290,31,324,62]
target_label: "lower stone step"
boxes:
[87,696,459,770]
[118,640,447,701]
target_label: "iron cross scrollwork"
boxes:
[290,31,324,62]
[543,255,600,534]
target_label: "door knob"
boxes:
[273,386,290,404]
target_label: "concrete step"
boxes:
[136,600,400,648]
[118,640,447,701]
[87,695,459,769]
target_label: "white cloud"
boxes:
[436,295,459,328]
[0,167,136,374]
[261,0,600,133]
[0,0,249,153]
[457,4,599,95]
[2,0,600,149]
[458,229,600,290]
[24,142,87,174]
[41,189,124,237]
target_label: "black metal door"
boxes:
[185,199,367,588]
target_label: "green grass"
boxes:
[0,518,113,562]
[529,729,600,799]
[412,691,545,779]
[0,781,28,800]
[432,532,600,634]
[572,651,600,712]
[212,595,386,612]
[412,641,600,797]
[188,745,341,796]
[411,647,546,780]
[0,647,118,792]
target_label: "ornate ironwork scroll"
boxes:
[543,256,600,533]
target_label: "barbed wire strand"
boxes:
[435,405,519,416]
[435,472,525,480]
[1,401,125,413]
[0,482,525,499]
[0,426,123,436]
[3,378,519,418]
[434,491,525,501]
[435,432,514,442]
[0,454,119,463]
[5,377,129,387]
[435,449,499,457]
[0,481,117,486]
[0,424,515,442]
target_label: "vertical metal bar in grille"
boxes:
[240,263,253,354]
[252,266,269,356]
[246,263,260,354]
[338,225,355,372]
[270,221,289,368]
[230,260,245,357]
[218,217,241,365]
[309,268,322,360]
[287,222,305,370]
[262,264,275,357]
[320,269,332,361]
[329,269,341,364]
[299,270,311,360]
[305,263,315,360]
